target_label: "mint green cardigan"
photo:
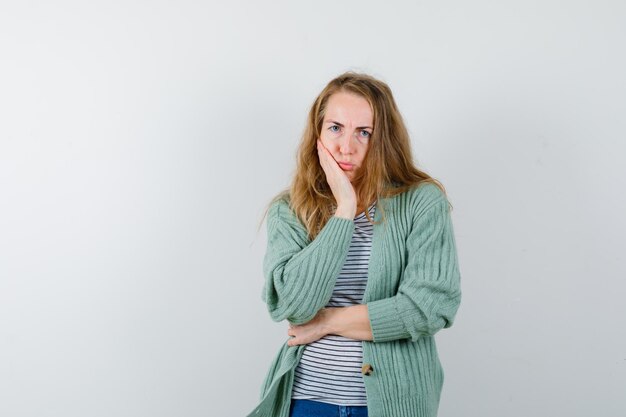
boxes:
[247,183,462,417]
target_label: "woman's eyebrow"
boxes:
[325,120,373,130]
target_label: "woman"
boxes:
[247,72,462,417]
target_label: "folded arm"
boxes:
[366,197,462,343]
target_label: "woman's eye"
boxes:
[360,130,371,138]
[329,125,340,133]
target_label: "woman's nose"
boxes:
[339,130,357,154]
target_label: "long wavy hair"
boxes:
[260,71,448,240]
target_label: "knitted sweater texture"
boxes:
[247,182,462,417]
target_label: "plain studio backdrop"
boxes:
[1,1,624,416]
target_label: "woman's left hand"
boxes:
[287,308,334,347]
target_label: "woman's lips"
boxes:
[338,162,354,170]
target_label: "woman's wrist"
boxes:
[320,307,339,335]
[321,305,374,341]
[334,205,356,220]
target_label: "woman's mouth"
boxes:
[338,162,354,170]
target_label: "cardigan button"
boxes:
[361,363,373,376]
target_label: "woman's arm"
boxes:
[366,196,462,343]
[286,305,373,346]
[286,187,462,346]
[326,305,373,341]
[263,200,355,325]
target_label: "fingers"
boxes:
[316,140,328,169]
[317,139,339,176]
[316,139,357,210]
[287,327,297,346]
[317,139,329,162]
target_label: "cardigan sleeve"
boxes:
[366,196,462,343]
[261,200,355,325]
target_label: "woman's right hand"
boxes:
[317,139,357,219]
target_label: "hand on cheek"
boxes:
[317,140,337,170]
[317,139,357,213]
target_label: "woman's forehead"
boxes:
[324,92,373,125]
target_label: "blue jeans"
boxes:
[289,399,368,417]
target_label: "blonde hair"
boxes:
[260,71,448,240]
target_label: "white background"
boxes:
[1,1,625,416]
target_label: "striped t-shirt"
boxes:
[290,201,377,406]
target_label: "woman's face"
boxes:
[319,91,373,183]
